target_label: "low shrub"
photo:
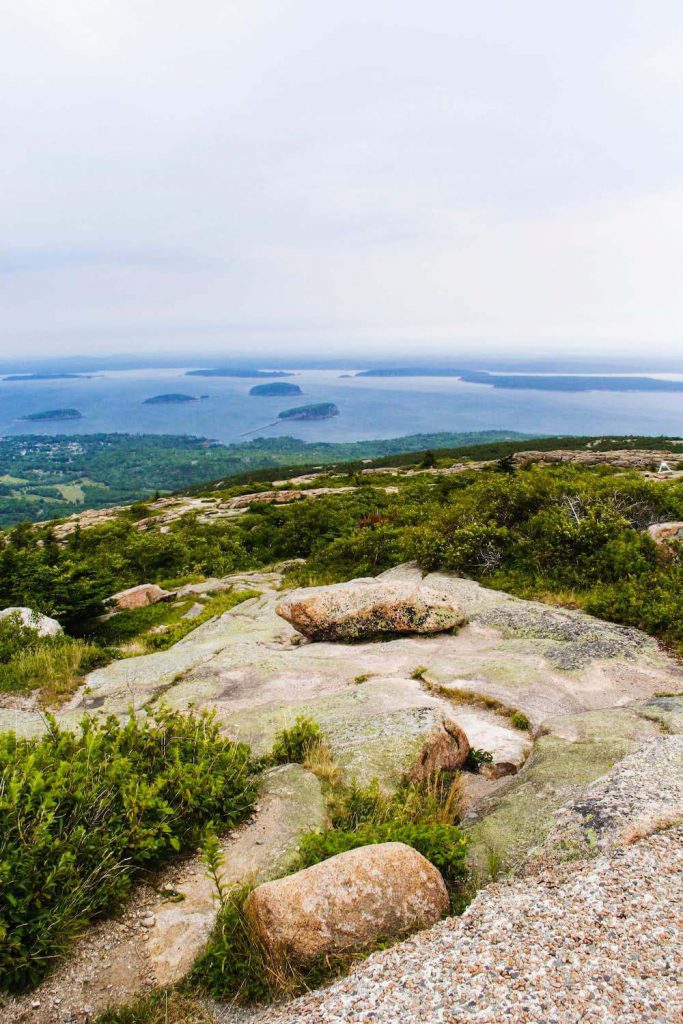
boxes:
[465,747,494,772]
[298,821,468,895]
[0,707,257,992]
[269,715,323,765]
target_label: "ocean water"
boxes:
[1,368,682,444]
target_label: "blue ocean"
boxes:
[1,368,682,444]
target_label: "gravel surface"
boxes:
[250,826,683,1024]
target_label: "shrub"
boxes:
[0,612,41,663]
[0,707,257,992]
[510,711,531,731]
[298,821,468,894]
[269,716,322,764]
[465,747,494,772]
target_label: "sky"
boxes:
[2,1,683,361]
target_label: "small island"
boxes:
[143,393,206,405]
[249,382,303,397]
[186,368,295,378]
[4,373,94,381]
[20,408,83,422]
[278,402,339,422]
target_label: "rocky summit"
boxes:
[1,562,681,1023]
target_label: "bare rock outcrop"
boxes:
[276,578,465,641]
[0,606,62,637]
[647,521,683,544]
[244,842,449,964]
[410,715,470,782]
[108,583,175,612]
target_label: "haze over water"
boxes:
[1,369,682,444]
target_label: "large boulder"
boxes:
[108,583,175,612]
[276,579,465,641]
[0,607,62,637]
[244,842,449,963]
[410,715,470,782]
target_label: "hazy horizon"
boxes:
[4,2,683,360]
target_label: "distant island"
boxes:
[185,368,295,379]
[20,408,83,421]
[278,402,339,421]
[249,382,303,397]
[4,373,94,382]
[357,368,683,392]
[143,393,207,405]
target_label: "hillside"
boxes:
[0,430,530,526]
[0,440,682,1021]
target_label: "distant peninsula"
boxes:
[278,402,339,421]
[20,408,83,421]
[249,382,303,397]
[4,373,94,382]
[143,393,206,405]
[185,368,295,379]
[357,368,683,392]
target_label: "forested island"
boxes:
[185,368,295,378]
[20,408,83,422]
[249,382,303,396]
[357,368,683,392]
[4,373,93,381]
[278,402,339,421]
[143,393,206,404]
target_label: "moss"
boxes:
[464,719,639,875]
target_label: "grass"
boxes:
[432,683,532,732]
[0,635,108,704]
[190,883,366,1005]
[83,589,258,653]
[145,590,258,651]
[96,991,212,1023]
[83,600,194,646]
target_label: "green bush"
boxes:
[269,716,322,764]
[0,612,41,663]
[0,707,257,992]
[465,747,494,772]
[297,821,468,894]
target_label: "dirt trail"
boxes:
[1,765,325,1024]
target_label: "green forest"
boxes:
[0,431,528,526]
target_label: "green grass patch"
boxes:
[84,600,195,646]
[146,589,258,650]
[0,707,257,992]
[96,991,212,1024]
[0,612,109,702]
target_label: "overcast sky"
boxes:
[2,1,683,360]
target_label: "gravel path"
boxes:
[250,825,683,1024]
